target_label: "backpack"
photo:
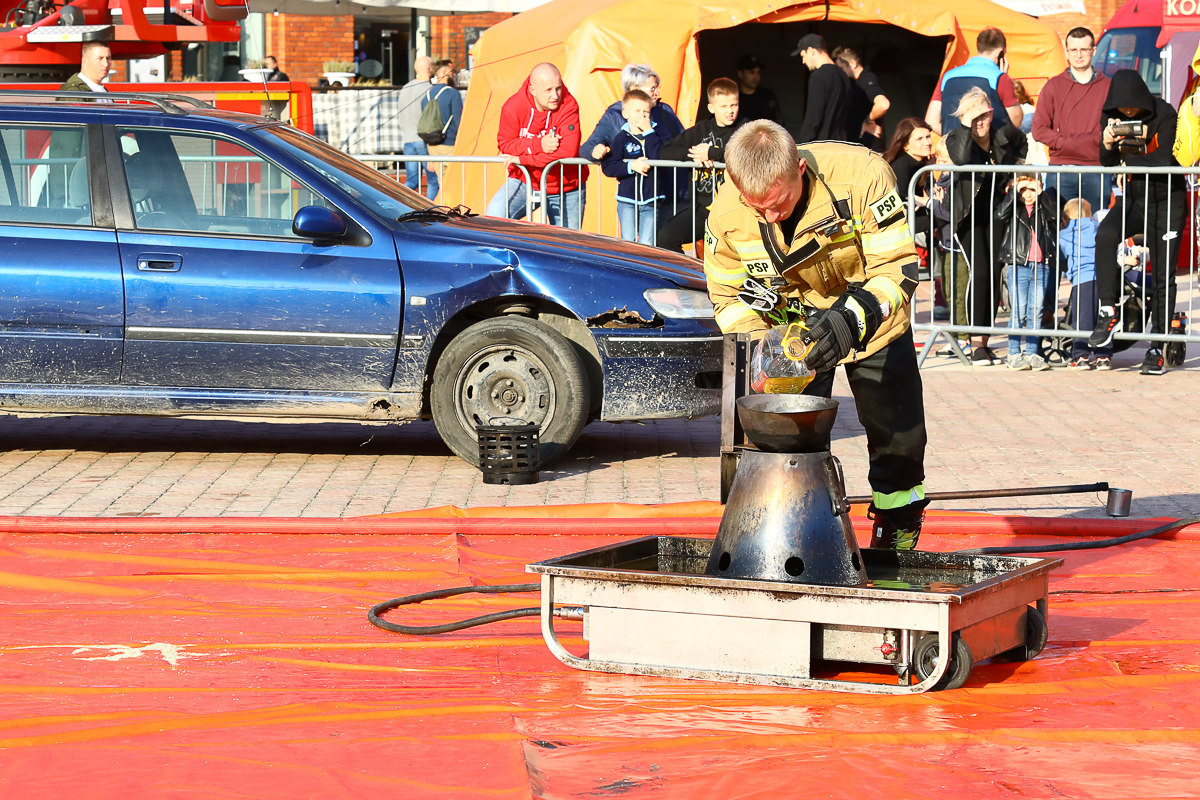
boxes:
[417,86,452,145]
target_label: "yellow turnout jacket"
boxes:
[703,141,920,361]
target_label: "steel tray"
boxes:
[527,536,1062,694]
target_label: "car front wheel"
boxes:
[431,316,591,468]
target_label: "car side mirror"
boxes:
[293,205,346,241]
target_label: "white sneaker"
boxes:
[1027,354,1051,371]
[1007,354,1030,370]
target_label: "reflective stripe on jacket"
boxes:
[702,141,919,360]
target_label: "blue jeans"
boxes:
[1068,279,1111,359]
[1008,262,1048,355]
[1048,171,1111,215]
[616,200,659,245]
[404,141,438,200]
[485,177,584,229]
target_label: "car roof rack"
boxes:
[0,90,215,116]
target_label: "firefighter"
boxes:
[705,120,928,549]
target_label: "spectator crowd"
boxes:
[389,23,1200,376]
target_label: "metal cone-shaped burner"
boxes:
[706,395,868,587]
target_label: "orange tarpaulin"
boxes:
[457,0,1067,158]
[1,522,1198,797]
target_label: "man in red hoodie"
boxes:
[1032,27,1111,211]
[485,62,589,229]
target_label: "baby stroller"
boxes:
[1044,237,1187,366]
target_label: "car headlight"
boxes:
[643,288,715,319]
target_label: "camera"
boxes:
[1111,120,1145,137]
[1111,119,1147,154]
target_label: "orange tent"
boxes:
[457,0,1065,153]
[449,0,1065,233]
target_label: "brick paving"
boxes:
[0,340,1197,520]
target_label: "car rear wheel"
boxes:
[431,316,591,468]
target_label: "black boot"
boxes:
[868,499,929,550]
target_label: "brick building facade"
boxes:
[202,11,514,87]
[429,12,514,70]
[1039,0,1125,46]
[267,13,355,86]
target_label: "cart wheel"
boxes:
[995,605,1049,662]
[911,632,973,690]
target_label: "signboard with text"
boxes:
[1164,0,1200,39]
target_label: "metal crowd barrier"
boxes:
[540,157,723,253]
[906,163,1200,369]
[349,152,718,255]
[350,154,534,221]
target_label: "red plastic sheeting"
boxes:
[1,523,1199,798]
[0,511,1198,540]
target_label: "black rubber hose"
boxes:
[368,582,541,635]
[960,515,1200,554]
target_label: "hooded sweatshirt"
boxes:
[496,75,589,193]
[582,100,684,162]
[1098,69,1181,199]
[600,122,670,205]
[1059,216,1097,284]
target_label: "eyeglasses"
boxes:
[1065,47,1094,55]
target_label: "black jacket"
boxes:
[660,117,746,201]
[995,189,1058,267]
[798,63,853,144]
[942,122,1027,228]
[889,150,931,202]
[1099,69,1183,200]
[736,87,781,124]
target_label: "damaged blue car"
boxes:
[0,94,721,465]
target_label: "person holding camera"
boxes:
[1088,69,1185,375]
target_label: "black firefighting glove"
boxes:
[803,285,883,373]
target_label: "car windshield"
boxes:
[1094,27,1162,96]
[256,124,436,218]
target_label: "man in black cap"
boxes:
[793,33,853,144]
[735,54,781,123]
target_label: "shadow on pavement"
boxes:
[0,415,453,457]
[0,414,732,463]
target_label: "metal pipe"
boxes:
[846,481,1109,505]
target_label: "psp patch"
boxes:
[867,189,903,224]
[743,259,781,278]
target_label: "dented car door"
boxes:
[108,124,402,391]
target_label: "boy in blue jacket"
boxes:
[601,89,668,245]
[1060,198,1110,369]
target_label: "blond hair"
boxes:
[1063,197,1092,220]
[707,77,738,101]
[954,86,991,121]
[622,88,652,107]
[725,120,800,200]
[933,138,950,164]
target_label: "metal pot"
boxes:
[736,394,837,454]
